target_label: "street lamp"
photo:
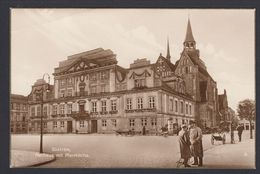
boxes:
[35,73,50,153]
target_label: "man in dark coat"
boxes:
[189,120,203,167]
[237,124,244,142]
[142,126,146,135]
[178,124,191,167]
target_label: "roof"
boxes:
[157,54,176,72]
[184,19,195,42]
[184,51,214,81]
[161,81,193,100]
[11,94,28,100]
[54,48,117,75]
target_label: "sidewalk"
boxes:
[10,150,56,168]
[203,138,255,169]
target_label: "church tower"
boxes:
[183,18,196,50]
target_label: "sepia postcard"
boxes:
[10,8,255,169]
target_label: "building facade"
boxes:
[238,118,255,130]
[10,94,29,133]
[25,19,230,134]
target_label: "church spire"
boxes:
[185,18,195,42]
[183,18,196,49]
[166,37,171,60]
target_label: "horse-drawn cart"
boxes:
[211,131,226,145]
[210,121,230,145]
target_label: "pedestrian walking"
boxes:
[189,120,203,167]
[237,124,244,142]
[178,124,191,167]
[230,122,235,144]
[142,126,146,135]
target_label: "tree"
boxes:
[237,99,255,139]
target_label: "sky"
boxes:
[11,9,255,111]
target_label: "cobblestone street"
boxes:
[11,131,254,168]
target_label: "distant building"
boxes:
[10,94,29,133]
[218,89,229,122]
[239,118,255,130]
[13,19,231,134]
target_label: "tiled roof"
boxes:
[185,51,214,81]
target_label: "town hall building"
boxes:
[16,19,230,134]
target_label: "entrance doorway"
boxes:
[91,120,97,133]
[67,121,72,133]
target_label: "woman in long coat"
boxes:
[178,124,191,167]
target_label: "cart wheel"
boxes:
[211,136,214,145]
[222,134,226,144]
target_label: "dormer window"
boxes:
[60,79,66,87]
[67,88,73,97]
[100,71,107,80]
[134,79,145,88]
[90,74,97,81]
[68,78,73,85]
[90,86,97,94]
[60,90,65,98]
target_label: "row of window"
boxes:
[59,78,74,87]
[129,118,157,127]
[53,121,64,128]
[30,98,192,116]
[30,118,191,130]
[169,99,192,115]
[10,103,27,111]
[10,114,26,122]
[31,122,47,129]
[89,71,109,81]
[101,118,156,127]
[126,96,155,110]
[59,84,108,98]
[86,100,117,113]
[30,100,117,116]
[59,72,109,87]
[176,66,192,75]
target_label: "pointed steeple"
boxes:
[183,18,196,50]
[166,37,171,60]
[185,19,195,42]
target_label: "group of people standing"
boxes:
[178,120,203,167]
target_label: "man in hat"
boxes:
[178,124,191,167]
[189,120,203,167]
[237,124,244,142]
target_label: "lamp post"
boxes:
[36,73,50,153]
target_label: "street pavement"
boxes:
[10,150,55,168]
[204,138,255,169]
[10,130,254,168]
